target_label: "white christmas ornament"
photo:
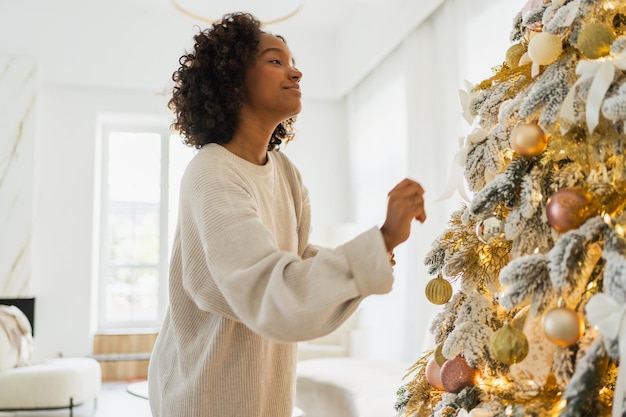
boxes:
[528,32,563,76]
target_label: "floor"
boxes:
[0,381,152,417]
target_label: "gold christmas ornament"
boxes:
[546,187,598,233]
[510,123,549,156]
[489,321,529,365]
[440,356,479,393]
[434,342,446,366]
[542,305,585,347]
[425,275,453,305]
[577,22,615,59]
[425,356,445,391]
[505,43,526,69]
[475,216,504,244]
[527,32,563,66]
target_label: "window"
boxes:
[97,121,193,330]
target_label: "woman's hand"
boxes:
[380,178,426,253]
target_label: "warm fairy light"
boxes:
[477,375,513,391]
[604,1,615,10]
[600,212,624,236]
[587,281,595,290]
[533,247,540,254]
[559,149,565,154]
[555,399,567,412]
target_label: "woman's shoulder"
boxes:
[186,144,235,172]
[181,144,242,187]
[270,149,299,175]
[270,149,307,194]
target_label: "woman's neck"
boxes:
[225,117,276,165]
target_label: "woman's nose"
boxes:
[291,67,302,82]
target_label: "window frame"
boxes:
[97,122,172,331]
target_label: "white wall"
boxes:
[284,100,351,240]
[30,84,346,359]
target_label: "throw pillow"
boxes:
[0,305,33,371]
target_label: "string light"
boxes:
[604,1,616,11]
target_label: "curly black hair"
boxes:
[169,12,296,151]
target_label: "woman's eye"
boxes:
[270,59,281,65]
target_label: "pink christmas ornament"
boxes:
[425,356,445,391]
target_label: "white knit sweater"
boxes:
[148,143,393,417]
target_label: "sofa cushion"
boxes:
[0,322,17,371]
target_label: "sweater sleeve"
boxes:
[180,159,393,343]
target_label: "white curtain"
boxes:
[346,0,527,362]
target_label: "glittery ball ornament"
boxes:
[546,187,598,233]
[528,32,563,66]
[510,123,548,156]
[425,275,453,305]
[475,216,504,245]
[425,356,445,391]
[440,356,479,393]
[542,306,585,347]
[505,43,526,69]
[489,322,529,365]
[577,22,615,59]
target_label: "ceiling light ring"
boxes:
[170,0,304,25]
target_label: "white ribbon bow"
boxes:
[436,128,487,202]
[560,50,626,134]
[459,80,477,125]
[586,293,626,417]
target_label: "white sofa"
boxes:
[0,357,102,416]
[0,302,101,416]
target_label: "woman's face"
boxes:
[242,33,303,122]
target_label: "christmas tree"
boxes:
[395,1,626,416]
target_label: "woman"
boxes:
[148,12,426,417]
